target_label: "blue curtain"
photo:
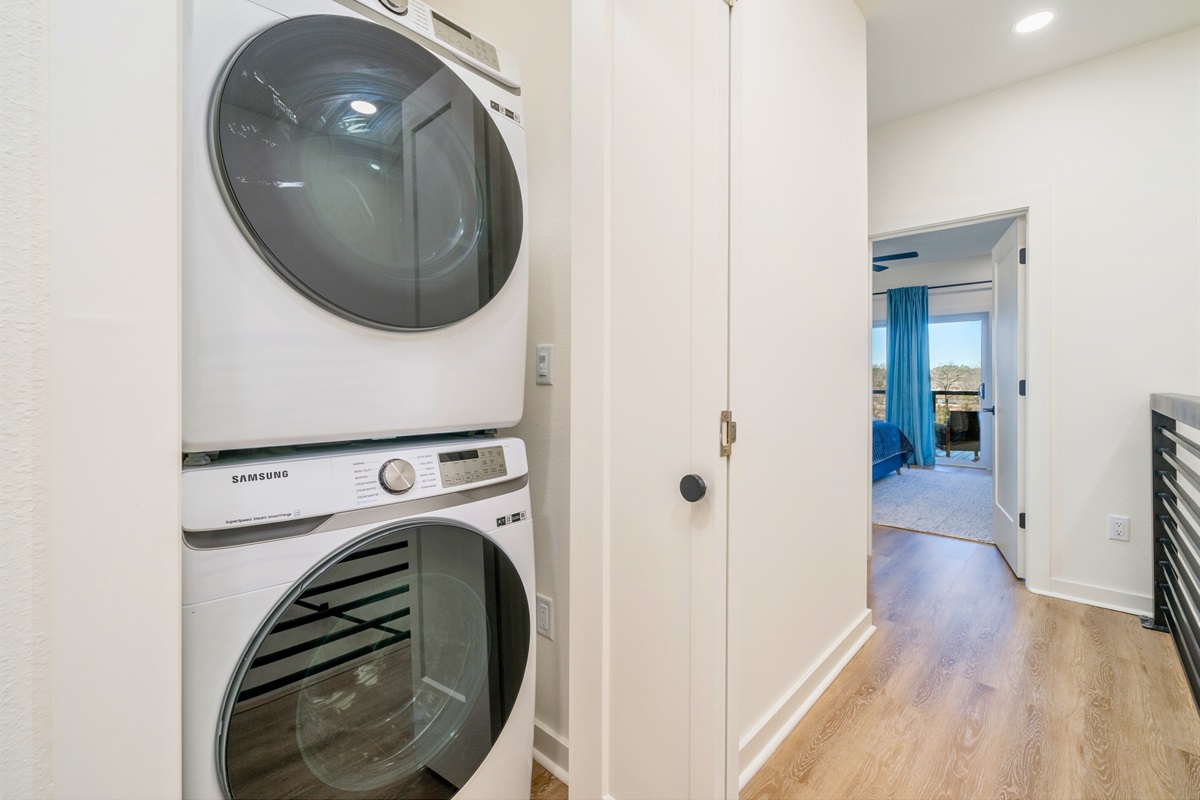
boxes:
[885,286,935,465]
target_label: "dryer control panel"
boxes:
[342,0,522,88]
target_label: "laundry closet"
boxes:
[27,1,870,797]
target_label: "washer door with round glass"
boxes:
[221,524,530,799]
[214,14,524,330]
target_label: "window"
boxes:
[871,323,887,420]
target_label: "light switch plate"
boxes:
[535,344,554,385]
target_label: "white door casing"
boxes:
[991,218,1027,578]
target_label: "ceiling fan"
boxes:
[871,251,918,272]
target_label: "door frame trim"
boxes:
[868,187,1052,595]
[567,1,613,797]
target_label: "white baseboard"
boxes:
[533,720,569,785]
[737,609,876,790]
[1029,578,1153,618]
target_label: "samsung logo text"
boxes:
[231,470,289,484]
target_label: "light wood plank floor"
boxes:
[742,526,1200,800]
[532,762,568,800]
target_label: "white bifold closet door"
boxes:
[571,1,868,798]
[574,1,732,798]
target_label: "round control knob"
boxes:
[680,474,707,503]
[379,0,409,15]
[379,459,417,495]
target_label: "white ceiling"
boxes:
[873,217,1017,267]
[859,0,1200,127]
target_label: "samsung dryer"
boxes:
[182,436,535,799]
[183,0,528,454]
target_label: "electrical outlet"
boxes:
[536,594,554,640]
[1108,514,1130,542]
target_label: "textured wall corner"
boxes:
[0,1,55,797]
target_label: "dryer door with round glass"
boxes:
[220,523,530,799]
[214,14,524,330]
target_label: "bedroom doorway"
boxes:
[869,214,1026,576]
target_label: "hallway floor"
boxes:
[742,526,1200,799]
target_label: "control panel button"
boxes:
[379,459,417,495]
[437,445,507,488]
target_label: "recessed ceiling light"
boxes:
[1013,11,1054,34]
[350,99,378,115]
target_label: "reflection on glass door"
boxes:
[221,524,530,799]
[214,15,524,331]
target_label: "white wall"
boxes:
[418,0,573,778]
[730,0,872,784]
[2,3,182,797]
[871,255,993,321]
[48,4,183,797]
[1,2,54,796]
[870,28,1200,612]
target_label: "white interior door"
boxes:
[570,1,732,798]
[991,218,1027,577]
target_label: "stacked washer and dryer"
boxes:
[181,1,535,798]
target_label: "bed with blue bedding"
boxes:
[872,420,914,480]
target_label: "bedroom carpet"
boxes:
[872,466,993,543]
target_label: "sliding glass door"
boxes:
[929,313,990,468]
[872,313,991,469]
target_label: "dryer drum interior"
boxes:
[219,523,530,799]
[214,14,524,330]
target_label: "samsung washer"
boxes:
[182,437,535,799]
[183,0,528,453]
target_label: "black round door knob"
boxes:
[680,474,707,503]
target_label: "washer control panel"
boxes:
[182,438,527,532]
[438,446,507,487]
[379,458,417,494]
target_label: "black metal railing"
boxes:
[1146,394,1200,714]
[236,536,414,703]
[871,389,982,422]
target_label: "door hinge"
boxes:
[720,410,737,457]
[1019,379,1027,397]
[1019,247,1027,265]
[1019,512,1026,529]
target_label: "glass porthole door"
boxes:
[221,524,530,799]
[214,15,524,330]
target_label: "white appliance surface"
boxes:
[183,0,529,453]
[183,437,535,799]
